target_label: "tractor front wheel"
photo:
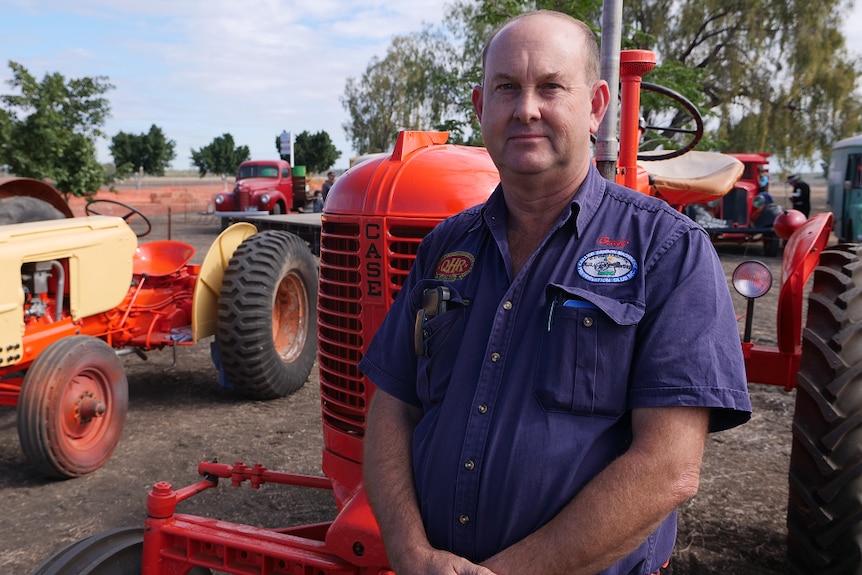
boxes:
[30,527,212,574]
[17,336,128,479]
[787,243,862,573]
[216,230,318,399]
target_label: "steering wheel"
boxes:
[85,199,152,238]
[637,82,704,161]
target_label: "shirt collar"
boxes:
[477,165,608,236]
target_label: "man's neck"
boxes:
[501,167,588,276]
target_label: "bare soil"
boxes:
[0,181,830,574]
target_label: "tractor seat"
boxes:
[133,240,196,277]
[637,151,745,206]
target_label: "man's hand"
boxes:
[390,545,498,575]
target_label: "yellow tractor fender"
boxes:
[191,222,258,342]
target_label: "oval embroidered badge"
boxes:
[577,249,637,283]
[435,251,475,281]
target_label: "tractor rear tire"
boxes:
[216,230,317,400]
[0,196,66,224]
[787,243,862,573]
[17,336,128,479]
[30,527,212,575]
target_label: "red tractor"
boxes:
[0,179,319,479]
[27,26,850,575]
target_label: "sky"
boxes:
[2,0,861,172]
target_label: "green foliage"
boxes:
[190,133,250,177]
[347,0,862,168]
[277,130,341,174]
[109,124,176,178]
[0,61,113,197]
[341,27,465,154]
[625,0,862,168]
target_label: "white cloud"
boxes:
[0,0,448,170]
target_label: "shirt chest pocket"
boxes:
[533,287,644,417]
[412,281,468,407]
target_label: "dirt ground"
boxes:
[0,180,829,574]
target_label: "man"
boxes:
[787,173,811,217]
[321,171,336,202]
[359,11,751,575]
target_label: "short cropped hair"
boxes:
[480,10,601,84]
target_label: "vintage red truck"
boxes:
[681,152,783,255]
[212,159,309,218]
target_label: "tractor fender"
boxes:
[191,222,257,341]
[776,212,835,354]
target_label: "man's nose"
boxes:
[513,88,542,122]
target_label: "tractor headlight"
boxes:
[732,260,772,298]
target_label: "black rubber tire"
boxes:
[787,243,862,573]
[216,230,318,399]
[29,527,211,575]
[0,196,65,224]
[17,336,128,479]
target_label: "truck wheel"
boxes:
[787,243,862,573]
[30,527,212,575]
[216,230,317,399]
[17,336,128,479]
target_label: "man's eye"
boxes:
[496,83,515,91]
[542,83,562,90]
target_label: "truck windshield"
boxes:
[238,165,279,179]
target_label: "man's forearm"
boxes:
[483,406,710,575]
[364,391,430,568]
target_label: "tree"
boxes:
[437,0,862,168]
[0,61,113,197]
[341,27,466,154]
[276,130,341,174]
[109,124,176,178]
[190,133,250,177]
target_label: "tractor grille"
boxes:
[318,216,436,464]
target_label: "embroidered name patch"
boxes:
[577,249,637,283]
[435,251,475,281]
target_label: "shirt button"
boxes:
[477,404,488,414]
[502,301,513,310]
[464,460,475,470]
[490,352,501,362]
[583,317,594,327]
[459,515,470,525]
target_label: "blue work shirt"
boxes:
[358,165,752,575]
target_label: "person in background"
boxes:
[787,173,811,217]
[359,10,751,575]
[321,171,336,202]
[757,166,773,203]
[311,189,324,213]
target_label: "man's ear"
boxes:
[472,85,484,121]
[589,80,611,134]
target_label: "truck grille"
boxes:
[318,216,435,464]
